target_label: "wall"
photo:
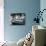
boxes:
[4,0,40,42]
[40,0,46,26]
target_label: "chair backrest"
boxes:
[32,25,46,46]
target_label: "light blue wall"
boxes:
[40,0,46,27]
[4,0,40,42]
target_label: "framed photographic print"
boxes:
[10,13,26,25]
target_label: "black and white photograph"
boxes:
[10,13,25,25]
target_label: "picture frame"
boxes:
[10,13,26,25]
